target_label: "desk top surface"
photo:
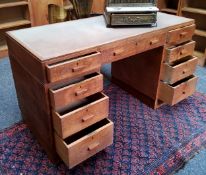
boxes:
[7,12,194,62]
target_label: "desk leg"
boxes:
[111,47,164,109]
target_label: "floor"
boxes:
[0,58,21,131]
[1,57,206,174]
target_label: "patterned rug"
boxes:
[1,83,206,175]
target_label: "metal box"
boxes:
[104,0,159,27]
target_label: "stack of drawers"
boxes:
[46,51,113,168]
[159,24,198,105]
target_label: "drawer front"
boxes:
[102,32,166,63]
[111,13,157,26]
[159,75,198,105]
[53,93,109,139]
[142,33,166,52]
[46,52,101,82]
[166,41,196,63]
[102,42,136,63]
[167,24,195,45]
[161,56,198,84]
[49,73,103,110]
[55,119,113,168]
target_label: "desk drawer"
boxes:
[46,52,101,82]
[159,75,198,105]
[165,41,196,63]
[53,93,109,139]
[55,118,113,168]
[102,31,166,63]
[161,56,198,84]
[103,43,136,63]
[49,72,103,110]
[167,25,195,45]
[142,34,166,51]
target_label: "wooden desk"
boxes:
[6,12,197,168]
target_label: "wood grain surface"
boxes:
[7,12,194,61]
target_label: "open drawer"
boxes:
[165,40,195,63]
[159,75,198,106]
[53,93,109,139]
[46,52,101,83]
[161,56,198,84]
[54,118,113,169]
[49,72,103,110]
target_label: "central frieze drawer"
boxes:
[159,75,198,105]
[165,41,196,63]
[102,31,166,63]
[53,93,109,139]
[46,52,101,82]
[49,72,103,110]
[55,118,113,169]
[161,56,198,84]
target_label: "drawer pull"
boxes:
[88,142,100,151]
[82,114,95,122]
[150,39,159,45]
[180,49,187,55]
[180,32,187,37]
[75,88,88,96]
[182,91,186,95]
[72,65,86,72]
[113,49,124,56]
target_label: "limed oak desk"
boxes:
[6,12,198,168]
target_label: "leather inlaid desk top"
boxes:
[8,13,193,61]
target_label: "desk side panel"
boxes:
[6,35,46,83]
[9,57,58,162]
